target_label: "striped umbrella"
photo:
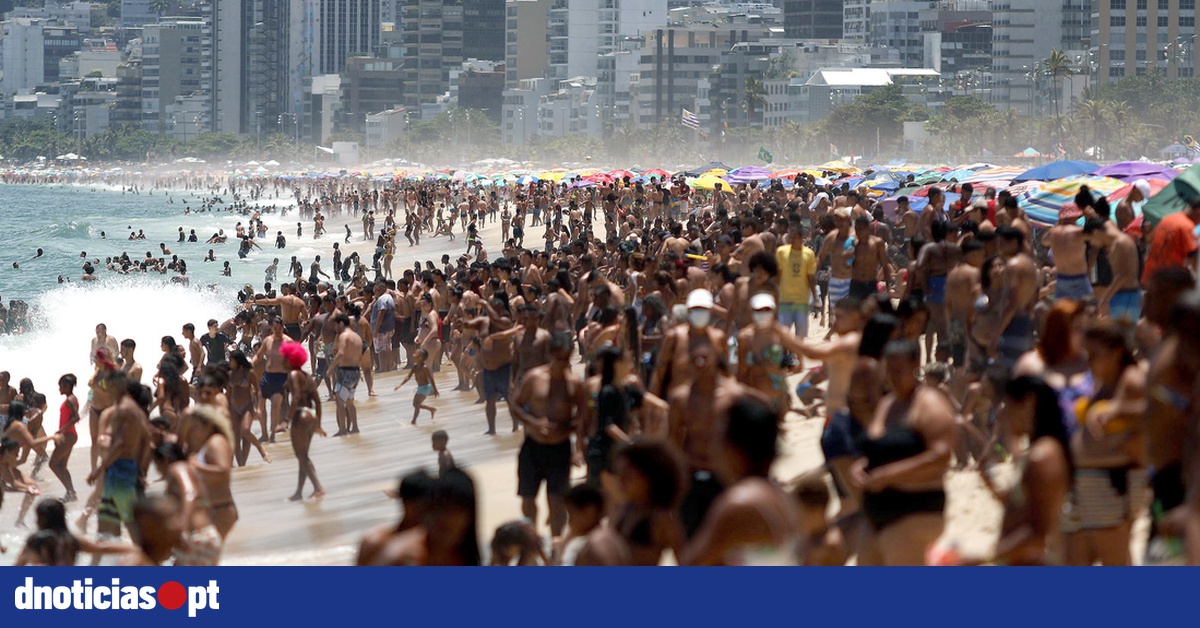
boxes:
[1016,175,1125,226]
[963,166,1024,184]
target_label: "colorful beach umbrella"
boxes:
[1016,175,1125,226]
[726,166,772,184]
[818,160,859,173]
[1108,178,1171,203]
[688,174,732,190]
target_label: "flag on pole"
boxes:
[1184,134,1197,149]
[757,146,773,163]
[681,108,700,129]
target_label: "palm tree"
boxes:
[149,0,172,15]
[741,77,768,127]
[1074,99,1108,156]
[1044,50,1075,151]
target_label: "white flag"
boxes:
[317,146,335,154]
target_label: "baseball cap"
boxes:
[750,293,776,311]
[686,289,714,310]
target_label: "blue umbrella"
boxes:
[1012,160,1100,183]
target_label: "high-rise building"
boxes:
[842,0,871,43]
[991,0,1090,114]
[142,19,209,133]
[316,0,381,74]
[782,0,844,39]
[1,18,46,95]
[121,0,157,26]
[464,0,505,63]
[548,0,669,81]
[867,0,991,70]
[400,0,465,109]
[43,25,83,84]
[1092,0,1198,82]
[505,0,551,87]
[212,0,293,135]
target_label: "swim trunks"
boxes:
[1108,288,1143,324]
[373,330,393,353]
[1055,273,1094,300]
[98,458,142,528]
[517,438,571,498]
[415,384,433,396]
[827,277,851,306]
[260,372,287,398]
[284,323,303,341]
[849,279,877,300]
[334,366,360,401]
[484,363,511,401]
[926,275,948,305]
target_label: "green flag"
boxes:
[757,146,773,163]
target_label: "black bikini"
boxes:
[857,424,946,531]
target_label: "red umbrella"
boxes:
[1107,178,1170,202]
[607,169,635,179]
[586,172,615,184]
[642,168,671,180]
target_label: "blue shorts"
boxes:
[777,302,811,337]
[484,363,511,401]
[1055,273,1093,300]
[926,275,947,305]
[1109,289,1143,324]
[820,409,863,461]
[415,384,433,396]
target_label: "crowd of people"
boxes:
[2,166,1200,567]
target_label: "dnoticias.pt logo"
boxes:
[15,578,219,617]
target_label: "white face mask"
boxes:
[752,311,774,327]
[688,309,712,328]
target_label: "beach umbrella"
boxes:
[1016,175,1125,226]
[683,161,732,177]
[879,192,961,218]
[963,166,1024,185]
[1013,147,1043,158]
[757,178,794,189]
[688,174,731,190]
[1012,160,1100,183]
[516,175,539,185]
[585,172,614,184]
[1090,161,1180,183]
[641,168,672,180]
[726,166,772,184]
[607,169,635,180]
[818,160,859,173]
[771,168,803,179]
[1142,163,1200,224]
[569,179,595,189]
[1104,176,1171,204]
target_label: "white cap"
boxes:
[686,289,714,310]
[1133,179,1152,198]
[750,293,776,311]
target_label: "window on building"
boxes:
[1137,16,1147,26]
[1160,0,1169,9]
[1160,16,1170,26]
[1110,0,1126,8]
[1138,0,1148,9]
[1111,15,1126,26]
[1183,0,1196,9]
[1110,49,1126,60]
[1182,16,1197,26]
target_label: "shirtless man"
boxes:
[794,297,865,519]
[920,187,948,241]
[542,275,575,334]
[307,296,338,397]
[849,214,891,300]
[1114,179,1151,231]
[119,339,143,384]
[816,208,854,311]
[668,335,758,538]
[917,220,962,362]
[331,314,364,435]
[509,333,587,536]
[944,239,985,396]
[1083,217,1142,324]
[648,289,727,398]
[249,285,308,342]
[90,324,119,367]
[252,317,290,441]
[477,304,517,435]
[181,324,203,386]
[894,196,919,244]
[993,227,1040,380]
[1044,203,1092,300]
[87,370,151,540]
[512,305,551,384]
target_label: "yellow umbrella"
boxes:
[688,174,732,190]
[818,160,859,173]
[539,171,569,182]
[703,168,729,177]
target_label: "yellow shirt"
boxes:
[776,244,816,304]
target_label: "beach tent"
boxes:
[1142,163,1200,224]
[1090,161,1179,183]
[1013,147,1043,158]
[1012,160,1100,183]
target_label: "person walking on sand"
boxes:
[394,348,438,424]
[281,341,326,501]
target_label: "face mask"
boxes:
[752,311,774,327]
[688,309,711,328]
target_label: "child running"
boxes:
[394,348,439,424]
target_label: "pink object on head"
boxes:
[280,341,308,369]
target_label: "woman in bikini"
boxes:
[150,355,190,432]
[16,378,49,471]
[960,375,1071,566]
[281,341,326,502]
[180,405,238,540]
[226,350,270,466]
[153,442,224,566]
[736,293,809,416]
[86,348,118,475]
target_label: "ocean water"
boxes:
[0,183,334,435]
